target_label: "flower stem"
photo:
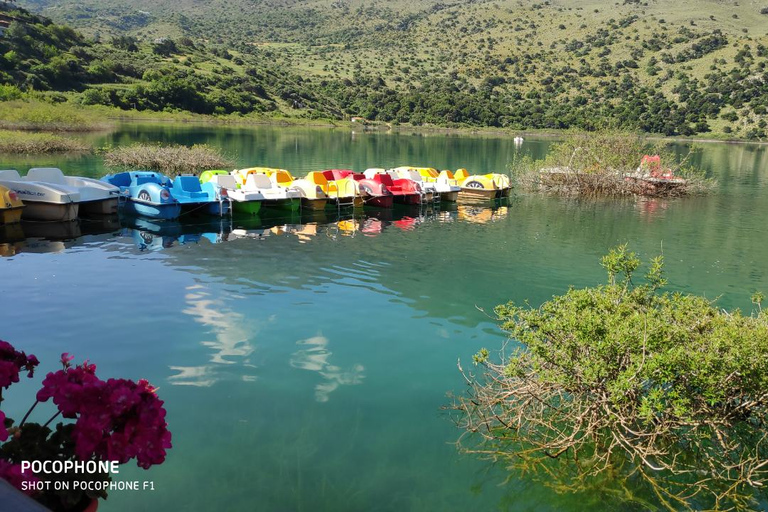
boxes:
[43,411,61,429]
[19,400,39,427]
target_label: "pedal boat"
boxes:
[26,167,120,215]
[363,168,423,205]
[306,170,362,208]
[325,169,393,208]
[453,168,511,198]
[0,185,24,224]
[200,170,263,216]
[258,168,327,211]
[231,168,302,212]
[412,167,461,202]
[101,171,181,220]
[170,175,231,216]
[0,169,80,221]
[391,166,459,203]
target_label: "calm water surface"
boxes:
[1,126,767,511]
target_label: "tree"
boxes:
[454,246,768,510]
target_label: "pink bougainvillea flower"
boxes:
[0,458,39,496]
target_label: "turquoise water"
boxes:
[1,126,767,511]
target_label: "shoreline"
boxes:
[1,100,766,148]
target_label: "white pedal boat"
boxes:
[27,167,120,215]
[0,169,81,221]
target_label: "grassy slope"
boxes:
[13,0,768,137]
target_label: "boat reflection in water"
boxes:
[125,216,234,252]
[0,215,121,255]
[0,199,512,256]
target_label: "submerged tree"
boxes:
[453,245,768,510]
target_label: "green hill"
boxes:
[5,0,768,138]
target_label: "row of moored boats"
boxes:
[0,166,512,223]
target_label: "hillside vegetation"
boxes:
[5,0,768,138]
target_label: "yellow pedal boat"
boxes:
[306,170,364,208]
[447,169,512,199]
[0,184,24,224]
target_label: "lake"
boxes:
[1,125,767,511]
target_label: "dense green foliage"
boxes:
[458,246,768,509]
[5,0,768,138]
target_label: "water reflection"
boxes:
[169,284,258,387]
[290,334,365,402]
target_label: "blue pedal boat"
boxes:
[101,171,181,220]
[170,175,231,216]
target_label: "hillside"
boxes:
[5,0,768,138]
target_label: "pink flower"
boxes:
[0,458,39,496]
[60,352,75,368]
[36,361,99,418]
[0,410,7,442]
[35,358,172,469]
[0,340,39,389]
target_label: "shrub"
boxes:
[454,246,768,510]
[102,143,233,176]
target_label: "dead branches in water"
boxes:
[103,143,233,176]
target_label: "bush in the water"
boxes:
[454,245,768,510]
[103,142,233,176]
[0,130,91,154]
[511,130,712,196]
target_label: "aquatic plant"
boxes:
[511,131,713,197]
[0,345,171,511]
[0,130,91,154]
[453,245,768,510]
[103,143,234,177]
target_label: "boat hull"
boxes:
[123,200,181,220]
[0,207,23,225]
[326,197,361,208]
[232,200,262,216]
[20,200,79,222]
[80,197,119,216]
[364,195,394,209]
[439,191,459,202]
[180,201,230,216]
[393,193,421,205]
[302,198,327,211]
[459,188,498,200]
[265,198,301,211]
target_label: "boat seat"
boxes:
[135,174,159,186]
[307,172,328,187]
[377,174,395,187]
[212,174,238,190]
[246,173,273,190]
[175,175,203,193]
[455,169,470,180]
[408,171,423,182]
[0,170,22,180]
[363,168,386,179]
[27,167,66,184]
[272,170,293,186]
